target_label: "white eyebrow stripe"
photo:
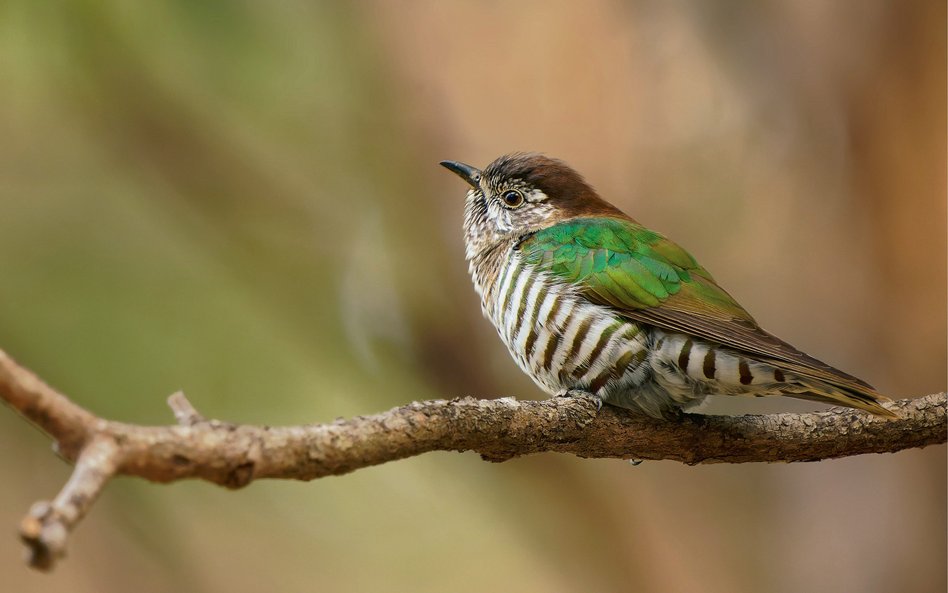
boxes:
[527,189,549,202]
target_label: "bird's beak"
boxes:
[440,160,482,189]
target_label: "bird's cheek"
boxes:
[495,213,515,234]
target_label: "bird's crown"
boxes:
[444,152,623,216]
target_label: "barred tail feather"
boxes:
[779,379,898,418]
[650,331,898,418]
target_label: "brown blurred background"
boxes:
[1,2,945,592]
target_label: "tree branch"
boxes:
[1,347,945,571]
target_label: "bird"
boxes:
[440,153,895,419]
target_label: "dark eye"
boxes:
[501,190,524,208]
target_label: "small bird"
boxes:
[441,153,895,419]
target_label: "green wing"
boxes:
[519,216,882,398]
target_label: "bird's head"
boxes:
[441,153,624,260]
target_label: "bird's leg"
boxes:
[555,388,603,411]
[556,389,646,464]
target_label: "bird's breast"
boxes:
[479,253,650,397]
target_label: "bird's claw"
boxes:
[556,389,603,411]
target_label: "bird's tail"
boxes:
[778,378,898,418]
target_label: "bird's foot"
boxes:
[556,389,603,411]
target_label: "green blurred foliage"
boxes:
[1,2,944,592]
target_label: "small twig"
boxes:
[0,347,945,571]
[18,435,120,570]
[167,391,205,426]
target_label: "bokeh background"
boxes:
[1,2,945,592]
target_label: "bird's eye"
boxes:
[501,190,525,208]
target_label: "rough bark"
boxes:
[1,348,944,571]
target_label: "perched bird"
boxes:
[441,153,895,419]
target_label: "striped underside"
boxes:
[482,254,797,417]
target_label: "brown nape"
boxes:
[484,153,628,219]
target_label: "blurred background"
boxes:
[0,1,945,592]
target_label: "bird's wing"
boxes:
[518,216,882,398]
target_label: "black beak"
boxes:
[440,160,482,189]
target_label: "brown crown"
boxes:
[483,153,627,219]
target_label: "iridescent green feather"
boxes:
[520,217,750,320]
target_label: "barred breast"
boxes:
[484,252,653,407]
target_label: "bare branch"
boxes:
[0,350,98,460]
[19,435,119,570]
[1,347,945,571]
